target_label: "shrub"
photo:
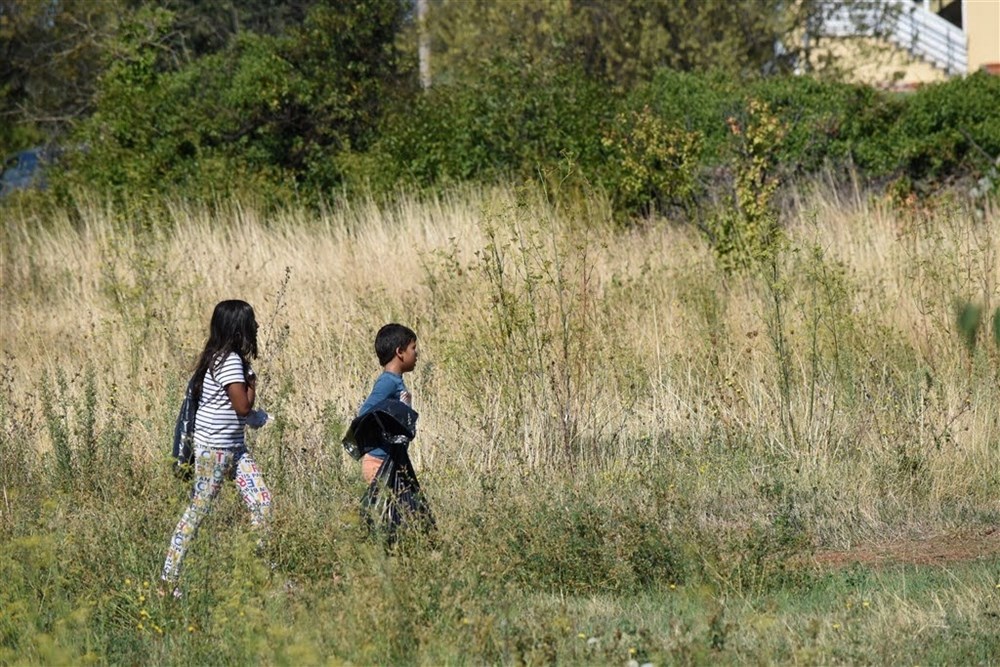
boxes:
[63,1,408,205]
[342,57,614,195]
[601,105,704,218]
[888,72,1000,190]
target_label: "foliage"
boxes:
[709,98,786,271]
[427,0,860,90]
[61,0,409,204]
[879,72,1000,191]
[341,66,998,222]
[0,0,122,154]
[4,0,995,217]
[341,56,612,194]
[146,0,324,58]
[600,105,704,218]
[745,75,888,176]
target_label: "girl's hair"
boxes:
[192,300,258,397]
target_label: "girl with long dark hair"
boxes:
[161,300,272,596]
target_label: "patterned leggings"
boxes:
[162,446,272,583]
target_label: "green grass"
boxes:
[2,461,998,665]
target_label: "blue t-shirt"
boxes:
[358,371,409,459]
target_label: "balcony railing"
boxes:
[820,0,967,75]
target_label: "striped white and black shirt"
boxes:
[193,352,250,449]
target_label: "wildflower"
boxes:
[138,595,145,603]
[577,633,586,639]
[139,609,149,618]
[862,600,870,608]
[153,624,163,635]
[629,647,637,655]
[143,581,149,588]
[188,625,196,633]
[125,578,132,586]
[137,623,145,631]
[832,623,841,630]
[669,583,676,590]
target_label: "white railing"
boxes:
[820,1,967,75]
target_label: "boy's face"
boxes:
[398,340,418,372]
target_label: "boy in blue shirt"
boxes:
[358,323,418,483]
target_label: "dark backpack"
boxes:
[171,375,198,480]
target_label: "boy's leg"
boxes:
[361,454,383,485]
[162,447,232,583]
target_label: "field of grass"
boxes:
[1,183,998,664]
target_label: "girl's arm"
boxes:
[226,382,255,417]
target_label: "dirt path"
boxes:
[812,526,1000,568]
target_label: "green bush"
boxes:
[886,72,1000,188]
[343,57,614,195]
[624,69,736,159]
[47,34,1000,216]
[747,75,886,175]
[62,1,407,205]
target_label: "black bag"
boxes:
[171,375,198,480]
[341,398,418,460]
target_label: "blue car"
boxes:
[0,147,53,197]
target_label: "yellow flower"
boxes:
[139,609,149,618]
[138,595,145,603]
[125,578,132,586]
[137,623,145,631]
[153,625,163,635]
[832,623,841,630]
[629,648,636,655]
[669,583,676,590]
[188,625,196,633]
[577,633,586,639]
[143,581,149,588]
[862,600,870,608]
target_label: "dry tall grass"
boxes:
[1,184,998,545]
[2,185,998,664]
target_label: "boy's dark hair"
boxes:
[375,323,417,366]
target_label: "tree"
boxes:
[425,0,895,90]
[66,0,411,201]
[0,0,122,153]
[129,0,322,58]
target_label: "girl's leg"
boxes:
[162,448,233,583]
[233,448,273,531]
